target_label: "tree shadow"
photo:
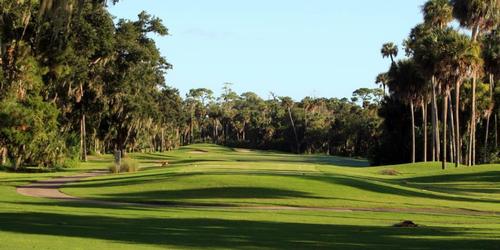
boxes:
[399,171,500,197]
[0,211,498,249]
[296,174,500,205]
[97,186,325,204]
[132,154,174,161]
[404,171,500,184]
[227,154,369,167]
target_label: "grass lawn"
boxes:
[0,144,499,249]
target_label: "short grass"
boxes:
[0,144,499,249]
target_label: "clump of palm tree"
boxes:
[450,0,499,165]
[387,59,426,163]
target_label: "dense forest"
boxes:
[0,0,498,170]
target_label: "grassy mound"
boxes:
[1,144,499,249]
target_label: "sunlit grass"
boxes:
[0,144,499,249]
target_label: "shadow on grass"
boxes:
[63,170,500,208]
[297,175,500,204]
[98,187,325,202]
[136,145,369,168]
[225,154,369,167]
[0,211,498,249]
[404,171,500,184]
[132,154,174,161]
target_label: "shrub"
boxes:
[108,164,120,174]
[120,158,139,173]
[62,158,81,169]
[108,158,139,174]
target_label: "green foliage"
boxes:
[422,0,453,28]
[0,96,63,169]
[1,0,498,169]
[62,158,81,169]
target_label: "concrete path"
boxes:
[17,171,109,200]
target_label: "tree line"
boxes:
[0,0,384,170]
[173,85,382,158]
[373,0,499,167]
[0,0,498,170]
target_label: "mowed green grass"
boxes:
[0,144,499,249]
[64,144,500,213]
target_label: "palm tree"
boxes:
[381,43,398,63]
[482,28,499,162]
[450,0,499,165]
[422,0,453,163]
[376,72,389,95]
[388,59,426,163]
[281,97,300,153]
[431,27,483,169]
[423,0,453,29]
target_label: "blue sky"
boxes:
[109,0,427,100]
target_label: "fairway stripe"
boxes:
[15,170,500,216]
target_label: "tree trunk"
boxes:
[80,114,87,162]
[410,100,416,163]
[442,91,448,170]
[448,95,455,164]
[455,82,461,168]
[242,121,247,142]
[468,24,481,165]
[13,145,24,171]
[287,107,300,153]
[432,77,440,161]
[14,155,22,171]
[467,121,472,166]
[190,118,194,144]
[484,74,494,163]
[224,123,228,143]
[470,75,477,166]
[114,149,121,173]
[484,114,491,163]
[213,120,218,143]
[495,114,498,149]
[95,138,100,155]
[422,100,427,162]
[432,102,436,161]
[1,147,7,166]
[161,128,165,152]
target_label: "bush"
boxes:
[62,158,81,169]
[108,158,139,174]
[120,158,139,173]
[108,164,120,174]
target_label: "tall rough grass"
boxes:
[108,158,139,173]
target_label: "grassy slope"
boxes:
[64,144,500,213]
[0,144,498,249]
